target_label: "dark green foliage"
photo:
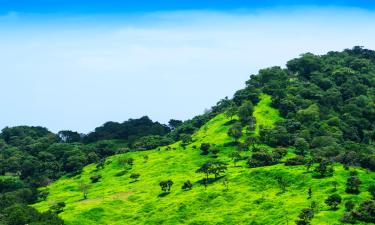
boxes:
[248,150,280,168]
[168,119,183,130]
[49,201,66,214]
[238,100,254,125]
[200,143,211,155]
[341,212,356,224]
[159,180,173,192]
[345,200,355,212]
[353,200,375,223]
[276,176,289,193]
[233,47,375,170]
[325,194,342,210]
[228,151,241,166]
[196,161,228,183]
[2,203,63,225]
[346,172,361,194]
[227,124,242,143]
[132,135,173,150]
[314,161,334,177]
[130,173,140,182]
[58,130,82,143]
[285,155,306,166]
[368,183,375,199]
[295,208,314,225]
[181,180,193,190]
[90,175,102,183]
[294,138,310,156]
[83,116,170,143]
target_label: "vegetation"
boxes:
[2,47,375,224]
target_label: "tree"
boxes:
[181,180,193,190]
[211,148,220,158]
[78,182,90,199]
[225,103,238,120]
[49,201,65,214]
[276,176,289,193]
[180,134,192,146]
[368,183,375,199]
[325,194,342,210]
[295,208,314,225]
[90,175,102,183]
[227,124,242,143]
[238,100,254,125]
[353,200,375,223]
[346,172,361,194]
[168,119,182,130]
[196,161,228,185]
[159,180,173,192]
[130,173,140,182]
[294,138,309,156]
[314,160,334,177]
[57,130,82,143]
[229,151,241,166]
[200,143,211,155]
[345,200,355,212]
[308,187,312,199]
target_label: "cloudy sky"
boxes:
[1,1,375,133]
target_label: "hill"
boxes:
[33,94,375,225]
[2,47,375,225]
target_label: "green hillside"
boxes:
[33,96,375,225]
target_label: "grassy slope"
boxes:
[33,95,374,225]
[253,94,282,135]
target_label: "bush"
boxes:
[248,151,279,168]
[181,180,193,190]
[90,175,102,183]
[325,194,342,210]
[285,156,306,166]
[353,200,375,223]
[200,143,211,155]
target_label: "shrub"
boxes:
[285,155,306,166]
[90,175,102,183]
[325,194,342,210]
[353,200,375,223]
[130,173,140,182]
[200,143,211,155]
[181,180,193,190]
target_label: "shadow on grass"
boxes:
[196,176,225,185]
[223,119,238,126]
[158,192,170,197]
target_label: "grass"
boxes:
[33,96,374,225]
[253,94,282,135]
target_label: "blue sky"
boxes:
[1,1,375,13]
[1,1,375,133]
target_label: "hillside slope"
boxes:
[33,95,375,225]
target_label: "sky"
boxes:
[1,1,375,133]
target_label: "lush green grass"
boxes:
[253,94,282,135]
[33,107,374,225]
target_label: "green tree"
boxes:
[346,172,361,194]
[295,208,314,225]
[325,194,342,210]
[159,180,173,192]
[238,101,254,125]
[181,180,193,190]
[227,124,242,143]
